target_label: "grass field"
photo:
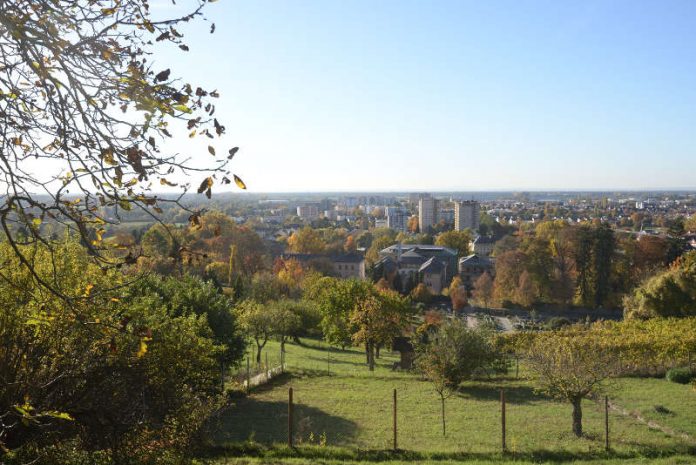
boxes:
[206,339,696,464]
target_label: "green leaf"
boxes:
[173,104,191,114]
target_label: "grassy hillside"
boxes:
[206,339,695,464]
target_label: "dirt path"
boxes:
[607,399,696,445]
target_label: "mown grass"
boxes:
[205,339,695,464]
[612,377,696,436]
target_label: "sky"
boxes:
[152,0,696,193]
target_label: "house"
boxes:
[420,256,446,294]
[470,235,496,256]
[280,252,366,279]
[332,253,366,279]
[458,253,495,290]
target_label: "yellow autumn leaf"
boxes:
[83,284,94,297]
[137,337,152,358]
[233,175,247,190]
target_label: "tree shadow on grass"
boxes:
[212,399,358,446]
[305,354,368,367]
[457,384,542,405]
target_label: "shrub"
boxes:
[545,316,572,330]
[666,366,693,384]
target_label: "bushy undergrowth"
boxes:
[665,366,693,384]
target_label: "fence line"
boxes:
[243,364,286,390]
[226,350,287,392]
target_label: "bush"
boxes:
[666,366,693,384]
[545,317,572,330]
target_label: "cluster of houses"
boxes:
[279,235,497,297]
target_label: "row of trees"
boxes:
[488,220,688,309]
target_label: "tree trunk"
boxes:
[441,396,446,436]
[281,337,286,353]
[368,341,375,371]
[376,344,381,359]
[256,337,267,366]
[571,396,583,437]
[365,343,370,364]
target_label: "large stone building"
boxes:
[377,243,457,294]
[418,195,439,233]
[454,200,480,232]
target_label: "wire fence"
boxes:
[225,348,287,392]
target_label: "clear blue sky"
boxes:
[154,0,696,192]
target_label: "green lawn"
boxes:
[206,339,695,464]
[612,377,696,437]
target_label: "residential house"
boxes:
[470,235,496,256]
[458,254,495,291]
[280,252,366,279]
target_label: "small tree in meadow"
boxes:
[270,299,303,353]
[416,320,498,436]
[525,333,619,437]
[236,300,274,365]
[351,290,412,371]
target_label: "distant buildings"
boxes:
[374,218,388,229]
[439,208,455,226]
[418,195,439,232]
[296,204,319,219]
[454,200,480,232]
[385,206,408,232]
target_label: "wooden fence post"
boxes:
[501,389,507,453]
[605,396,610,451]
[288,387,294,448]
[393,388,398,450]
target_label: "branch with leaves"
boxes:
[0,0,245,299]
